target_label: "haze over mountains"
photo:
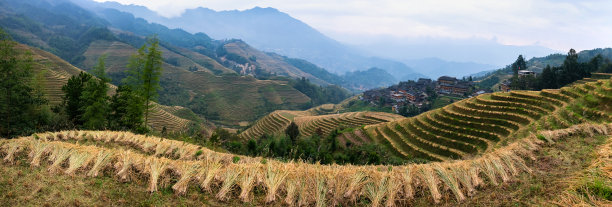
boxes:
[76,0,561,80]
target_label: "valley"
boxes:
[0,0,611,206]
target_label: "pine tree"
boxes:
[110,85,145,132]
[511,55,527,77]
[62,72,92,126]
[141,38,163,127]
[81,55,110,130]
[539,65,557,89]
[124,37,163,130]
[0,29,47,137]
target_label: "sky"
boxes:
[93,0,612,51]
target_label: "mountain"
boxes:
[403,57,498,79]
[343,68,398,90]
[69,0,426,82]
[351,36,559,67]
[0,0,322,126]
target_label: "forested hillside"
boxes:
[0,0,355,126]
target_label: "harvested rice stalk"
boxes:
[115,150,136,182]
[199,157,222,192]
[489,156,510,183]
[284,178,299,206]
[498,151,519,176]
[3,142,24,164]
[344,170,368,200]
[452,165,475,196]
[29,140,50,167]
[48,146,72,174]
[400,166,415,200]
[328,169,350,206]
[65,151,93,175]
[171,162,202,195]
[365,173,389,207]
[508,152,532,174]
[87,150,114,177]
[385,173,402,207]
[315,174,327,207]
[146,157,170,192]
[239,166,259,203]
[419,166,441,204]
[216,167,242,201]
[479,158,499,186]
[154,141,170,156]
[433,163,465,202]
[264,165,289,203]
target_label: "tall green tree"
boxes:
[0,29,47,137]
[539,65,557,89]
[110,85,145,132]
[559,49,580,85]
[124,37,163,129]
[62,71,92,126]
[511,55,527,77]
[81,55,110,130]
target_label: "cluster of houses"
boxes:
[436,76,473,96]
[361,76,478,114]
[499,70,537,92]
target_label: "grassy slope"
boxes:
[0,77,609,206]
[81,40,311,125]
[222,41,329,85]
[16,43,196,132]
[413,134,611,206]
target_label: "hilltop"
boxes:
[0,75,610,206]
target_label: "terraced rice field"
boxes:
[1,75,610,206]
[16,42,197,133]
[239,110,404,140]
[147,103,193,132]
[360,75,612,161]
[2,123,610,206]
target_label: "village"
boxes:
[360,76,488,115]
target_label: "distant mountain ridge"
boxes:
[69,0,426,81]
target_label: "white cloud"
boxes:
[94,0,612,51]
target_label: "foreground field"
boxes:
[1,76,610,206]
[1,124,610,206]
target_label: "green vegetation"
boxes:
[59,39,167,133]
[431,95,462,109]
[362,75,612,161]
[125,38,164,127]
[288,77,350,106]
[81,55,110,130]
[343,99,393,113]
[0,29,48,138]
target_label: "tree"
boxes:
[511,55,527,77]
[81,55,110,129]
[109,85,145,132]
[0,29,47,137]
[559,49,580,85]
[141,38,163,126]
[124,37,163,131]
[62,72,92,126]
[285,122,300,143]
[539,65,557,89]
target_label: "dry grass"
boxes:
[0,122,610,206]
